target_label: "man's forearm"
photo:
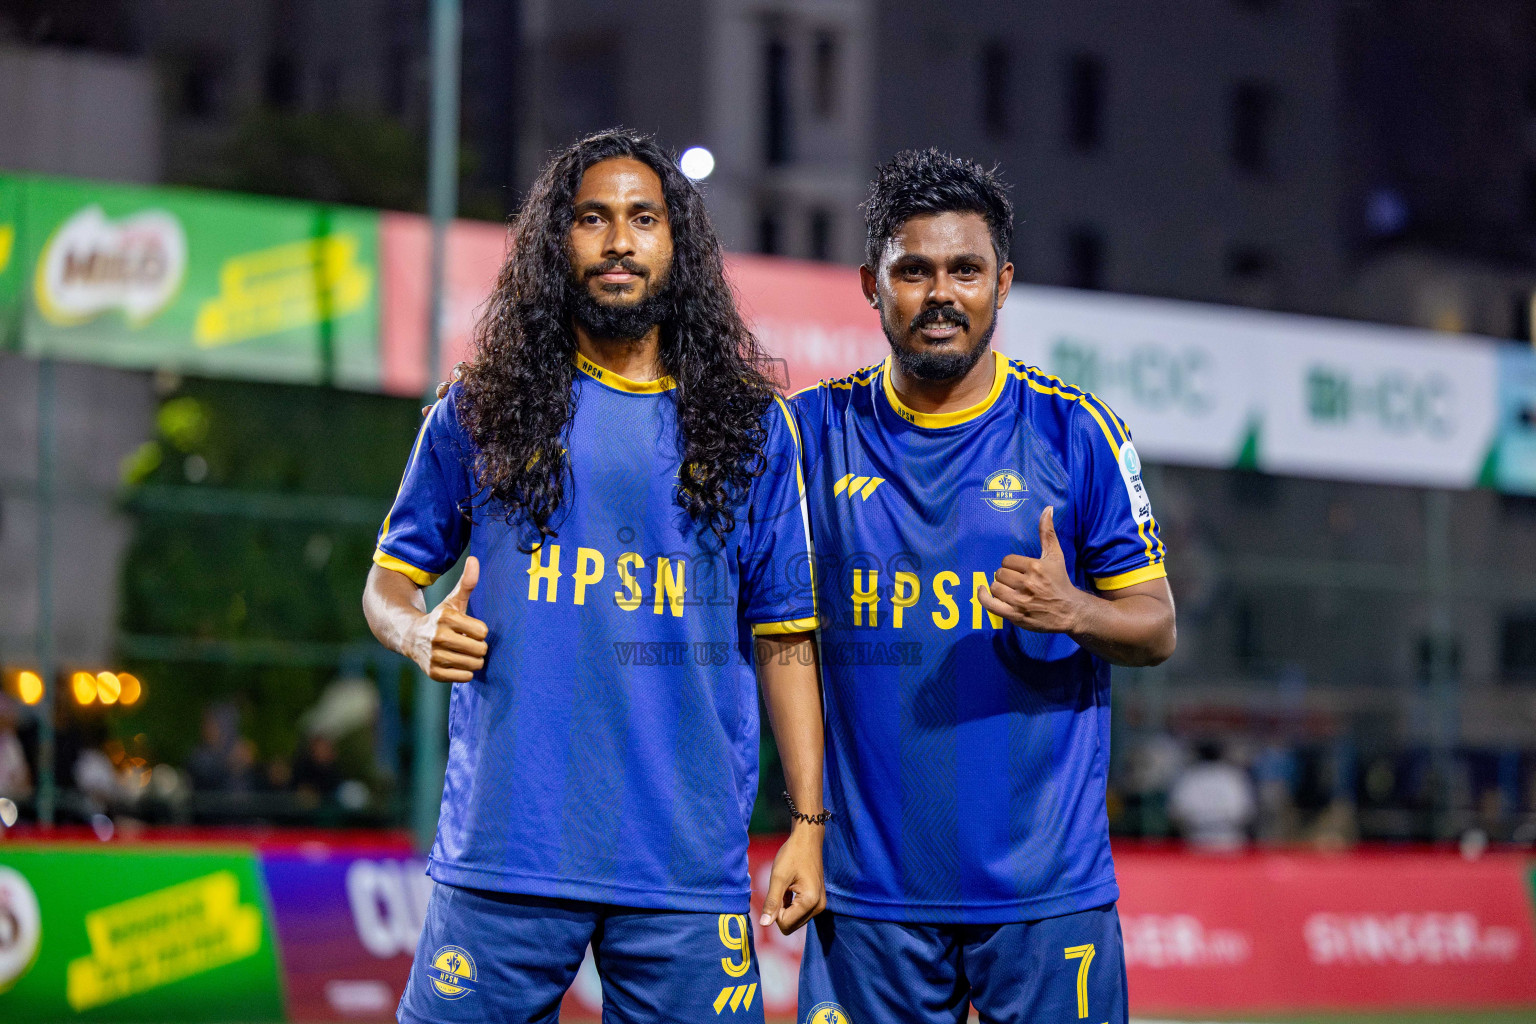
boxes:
[1068,590,1175,667]
[363,563,429,658]
[755,632,825,816]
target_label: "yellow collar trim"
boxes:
[881,349,1007,428]
[574,351,676,393]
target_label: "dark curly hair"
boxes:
[457,129,777,545]
[863,148,1014,268]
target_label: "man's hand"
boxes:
[758,824,826,935]
[406,556,489,681]
[979,506,1086,634]
[421,361,469,416]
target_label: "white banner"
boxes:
[1000,286,1260,468]
[1253,319,1498,487]
[1001,285,1500,489]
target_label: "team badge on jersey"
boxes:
[426,945,477,999]
[982,469,1027,511]
[804,1001,851,1024]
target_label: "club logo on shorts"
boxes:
[425,944,477,1000]
[982,469,1027,511]
[805,1002,851,1024]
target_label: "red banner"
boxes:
[1116,848,1536,1014]
[378,212,508,396]
[376,219,888,398]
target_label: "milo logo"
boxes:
[34,204,187,327]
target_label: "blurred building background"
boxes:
[3,0,1536,849]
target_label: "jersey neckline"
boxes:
[880,349,1008,429]
[574,351,677,394]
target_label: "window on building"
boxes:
[813,31,839,118]
[1226,245,1272,281]
[758,210,781,255]
[387,43,412,117]
[1522,161,1536,227]
[809,209,833,261]
[1230,80,1276,174]
[1234,596,1263,668]
[182,57,224,119]
[1064,53,1105,153]
[765,35,793,165]
[264,54,298,110]
[1502,615,1536,681]
[980,41,1011,138]
[1511,292,1533,342]
[1064,226,1104,290]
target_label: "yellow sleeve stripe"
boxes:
[750,617,820,636]
[379,408,438,547]
[1092,562,1168,591]
[769,392,818,623]
[771,393,805,498]
[372,548,441,587]
[1014,365,1162,568]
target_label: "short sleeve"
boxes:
[737,394,819,634]
[372,386,475,586]
[1070,396,1167,591]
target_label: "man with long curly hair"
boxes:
[363,130,826,1023]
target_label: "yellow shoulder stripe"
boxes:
[1010,363,1162,568]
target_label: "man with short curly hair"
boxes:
[791,149,1176,1024]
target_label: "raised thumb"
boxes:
[445,555,479,609]
[1039,505,1061,554]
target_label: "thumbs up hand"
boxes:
[410,556,490,681]
[977,506,1088,634]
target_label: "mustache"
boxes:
[583,258,648,281]
[909,305,970,333]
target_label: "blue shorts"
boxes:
[798,903,1127,1024]
[399,882,764,1024]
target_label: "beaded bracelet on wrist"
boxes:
[783,791,833,826]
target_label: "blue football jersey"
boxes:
[791,349,1167,924]
[374,353,817,912]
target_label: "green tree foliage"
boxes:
[116,378,422,768]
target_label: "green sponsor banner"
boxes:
[0,845,284,1022]
[0,174,20,350]
[20,176,379,389]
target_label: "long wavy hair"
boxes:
[458,129,777,545]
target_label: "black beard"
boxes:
[569,280,671,342]
[883,306,997,383]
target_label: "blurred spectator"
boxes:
[1169,740,1256,851]
[186,702,241,792]
[292,734,342,803]
[0,697,32,801]
[1124,731,1188,836]
[1252,743,1299,843]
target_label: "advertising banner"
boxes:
[0,174,19,350]
[0,844,285,1022]
[725,254,888,395]
[261,847,429,1021]
[378,211,508,397]
[1490,345,1536,495]
[1117,850,1536,1014]
[19,177,381,389]
[1254,319,1499,488]
[1000,286,1261,468]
